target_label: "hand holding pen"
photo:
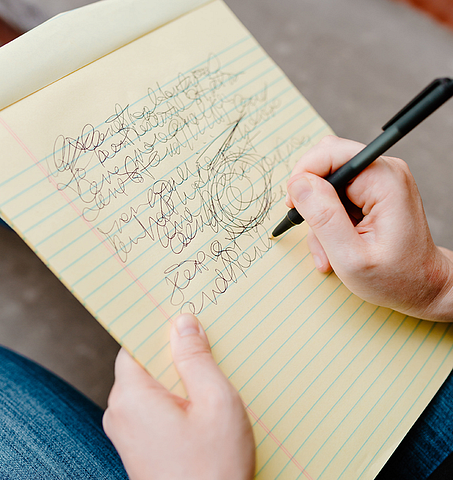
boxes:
[272,78,453,238]
[278,79,453,322]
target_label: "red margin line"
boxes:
[0,116,171,323]
[1,116,312,478]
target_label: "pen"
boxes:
[271,77,453,238]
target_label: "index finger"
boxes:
[291,136,366,181]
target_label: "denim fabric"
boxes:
[0,345,128,480]
[427,452,453,480]
[377,369,453,480]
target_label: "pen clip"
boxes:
[382,77,453,130]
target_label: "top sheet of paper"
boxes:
[1,1,452,479]
[0,0,210,110]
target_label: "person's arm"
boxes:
[103,313,255,480]
[286,135,453,322]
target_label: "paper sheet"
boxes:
[1,1,452,478]
[0,0,210,110]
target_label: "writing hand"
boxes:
[286,136,453,321]
[103,313,255,480]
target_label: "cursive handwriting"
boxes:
[48,55,295,313]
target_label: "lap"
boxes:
[1,343,452,479]
[377,368,453,479]
[0,345,128,480]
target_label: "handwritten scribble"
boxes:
[48,55,290,314]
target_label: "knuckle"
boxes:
[344,248,382,279]
[176,342,212,366]
[349,250,372,273]
[384,156,412,182]
[103,384,128,428]
[318,134,339,149]
[104,405,119,429]
[306,200,337,231]
[102,408,113,436]
[204,383,240,412]
[388,158,420,198]
[393,158,411,179]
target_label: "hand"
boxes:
[103,313,255,480]
[286,135,453,321]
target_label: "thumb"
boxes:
[287,173,359,260]
[170,313,232,403]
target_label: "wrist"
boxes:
[422,247,453,322]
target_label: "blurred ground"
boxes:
[0,0,452,408]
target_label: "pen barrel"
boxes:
[273,78,453,239]
[396,83,453,135]
[326,125,403,189]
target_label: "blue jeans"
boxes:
[0,345,128,479]
[376,365,453,480]
[0,344,451,479]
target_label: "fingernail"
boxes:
[312,254,323,270]
[289,177,313,203]
[175,313,200,337]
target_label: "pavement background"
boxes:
[0,0,452,408]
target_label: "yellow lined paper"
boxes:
[1,1,452,479]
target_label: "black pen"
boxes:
[271,77,453,238]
